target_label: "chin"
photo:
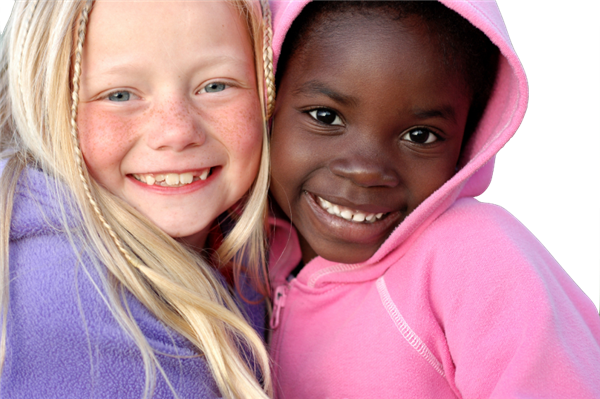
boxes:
[151,221,211,247]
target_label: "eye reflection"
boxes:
[402,128,438,144]
[204,82,227,93]
[308,109,343,126]
[108,91,131,102]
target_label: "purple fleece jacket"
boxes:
[1,161,266,398]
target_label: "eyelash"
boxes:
[306,108,344,126]
[106,90,133,102]
[102,81,232,102]
[400,127,441,145]
[304,108,442,146]
[199,82,230,94]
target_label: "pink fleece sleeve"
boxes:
[428,199,600,398]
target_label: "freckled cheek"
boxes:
[77,104,137,182]
[207,97,264,163]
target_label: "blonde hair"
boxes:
[0,0,275,398]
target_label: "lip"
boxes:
[127,166,221,195]
[302,191,402,246]
[132,168,210,176]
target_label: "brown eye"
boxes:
[308,109,343,126]
[401,128,438,144]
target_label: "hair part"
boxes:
[0,0,274,397]
[275,0,500,149]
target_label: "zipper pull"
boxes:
[270,285,288,329]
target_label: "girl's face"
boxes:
[78,1,263,248]
[270,13,470,264]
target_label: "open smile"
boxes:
[131,167,214,188]
[302,191,402,245]
[316,195,387,223]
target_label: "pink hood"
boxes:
[271,0,528,265]
[267,3,600,398]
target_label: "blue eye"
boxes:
[203,82,227,93]
[108,91,131,102]
[401,128,439,144]
[308,109,343,126]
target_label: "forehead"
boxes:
[284,11,469,104]
[84,1,253,73]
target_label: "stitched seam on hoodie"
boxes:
[307,263,365,288]
[376,276,445,378]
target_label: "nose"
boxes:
[328,152,400,188]
[146,98,205,151]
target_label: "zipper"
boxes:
[269,284,290,399]
[270,284,289,329]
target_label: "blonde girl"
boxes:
[0,0,275,398]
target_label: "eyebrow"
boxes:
[412,106,458,124]
[293,80,359,107]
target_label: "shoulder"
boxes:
[410,198,595,311]
[383,200,600,398]
[7,161,80,241]
[5,173,218,396]
[427,197,535,245]
[6,231,218,397]
[385,196,600,362]
[415,198,559,277]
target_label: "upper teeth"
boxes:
[133,169,210,187]
[317,196,384,223]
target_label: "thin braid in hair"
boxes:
[69,0,144,271]
[16,0,39,128]
[260,0,275,118]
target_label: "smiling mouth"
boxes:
[315,195,388,223]
[132,168,213,187]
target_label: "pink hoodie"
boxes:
[268,1,600,398]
